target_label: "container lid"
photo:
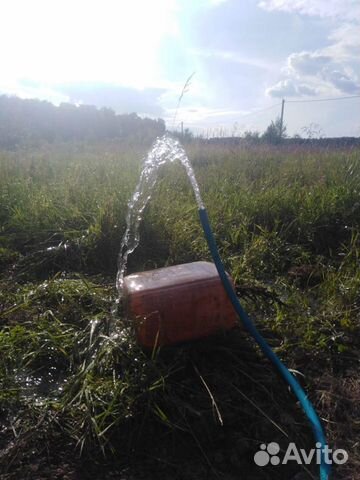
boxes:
[124,261,220,294]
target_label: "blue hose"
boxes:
[198,208,330,480]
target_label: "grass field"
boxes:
[1,139,360,479]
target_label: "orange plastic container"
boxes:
[123,261,238,348]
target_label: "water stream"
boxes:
[14,135,201,400]
[115,134,204,300]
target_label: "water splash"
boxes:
[115,134,204,298]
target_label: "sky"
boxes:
[0,0,359,137]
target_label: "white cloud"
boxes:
[326,23,360,59]
[164,105,249,124]
[59,83,167,116]
[266,79,317,97]
[208,0,228,5]
[258,0,360,20]
[191,48,277,71]
[288,52,332,76]
[267,49,360,97]
[323,70,360,94]
[0,79,69,105]
[286,51,360,94]
[262,0,360,98]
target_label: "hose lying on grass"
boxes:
[199,207,330,480]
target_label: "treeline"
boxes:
[202,117,360,147]
[0,95,165,148]
[206,136,360,148]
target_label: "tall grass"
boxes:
[0,140,360,479]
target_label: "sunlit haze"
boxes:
[1,0,359,136]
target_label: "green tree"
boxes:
[243,130,261,143]
[0,95,166,148]
[262,117,287,144]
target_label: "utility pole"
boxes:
[279,99,285,140]
[181,121,184,138]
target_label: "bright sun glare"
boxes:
[1,0,178,90]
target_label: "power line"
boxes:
[178,94,360,135]
[174,103,281,132]
[237,102,281,119]
[280,95,360,135]
[286,94,360,104]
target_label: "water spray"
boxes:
[116,134,330,480]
